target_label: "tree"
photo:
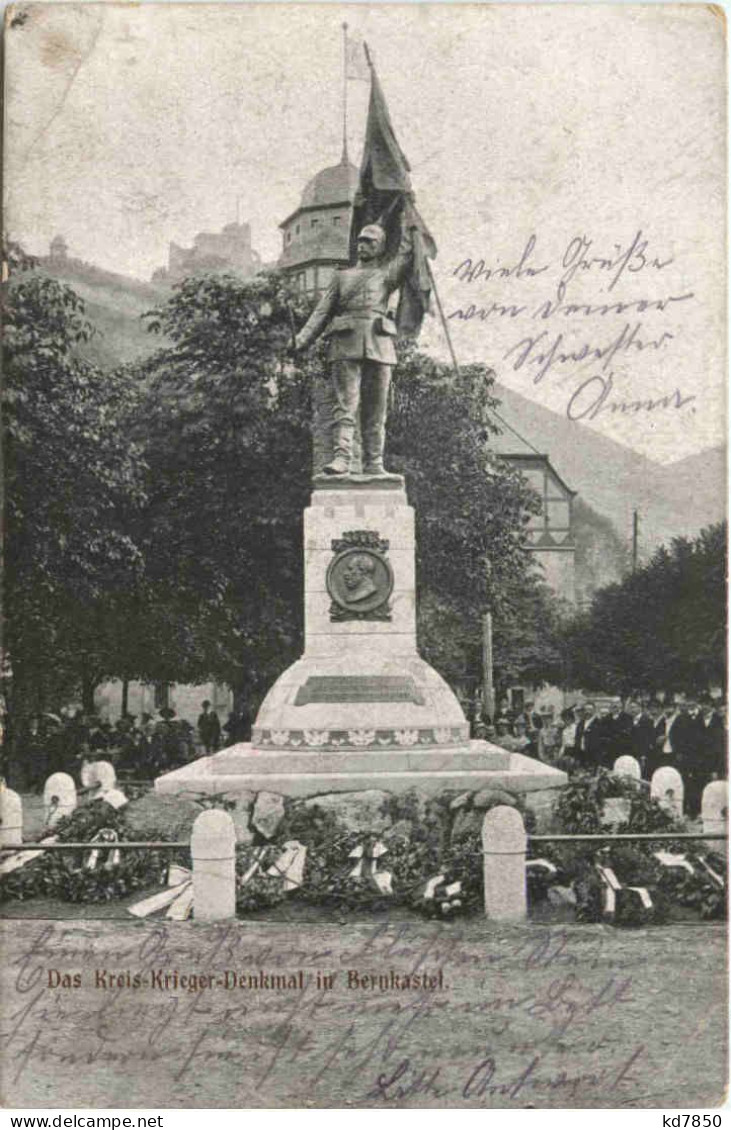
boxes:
[388,343,562,690]
[562,522,727,696]
[125,270,314,698]
[3,247,145,780]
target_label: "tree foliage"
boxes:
[2,246,146,754]
[125,270,315,696]
[388,343,564,688]
[562,523,727,695]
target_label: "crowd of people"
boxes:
[16,708,196,786]
[13,700,254,788]
[476,695,727,816]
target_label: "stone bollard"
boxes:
[651,767,684,819]
[94,761,116,790]
[482,805,527,922]
[613,755,641,782]
[80,760,127,809]
[0,786,23,847]
[191,809,236,922]
[43,772,77,828]
[701,780,728,852]
[81,760,115,790]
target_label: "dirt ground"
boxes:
[0,913,726,1110]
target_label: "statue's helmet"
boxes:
[357,224,387,254]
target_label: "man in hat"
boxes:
[571,701,604,771]
[197,700,221,754]
[627,699,657,777]
[658,698,696,769]
[702,697,727,779]
[294,208,414,478]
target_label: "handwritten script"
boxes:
[448,232,697,424]
[1,917,725,1107]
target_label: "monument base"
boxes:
[155,479,567,819]
[155,740,567,801]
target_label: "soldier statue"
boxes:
[294,205,413,478]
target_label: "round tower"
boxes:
[278,156,358,296]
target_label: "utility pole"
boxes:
[632,510,639,572]
[482,611,496,723]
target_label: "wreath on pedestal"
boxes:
[1,776,725,926]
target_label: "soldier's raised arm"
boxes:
[294,273,340,352]
[384,199,416,290]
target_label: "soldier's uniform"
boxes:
[295,222,413,475]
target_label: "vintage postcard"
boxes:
[1,2,727,1111]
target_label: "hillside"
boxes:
[38,257,168,369]
[490,382,726,561]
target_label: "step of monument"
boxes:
[155,757,566,800]
[209,744,510,777]
[152,741,567,804]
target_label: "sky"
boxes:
[4,3,726,464]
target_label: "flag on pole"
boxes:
[345,30,370,81]
[350,46,437,338]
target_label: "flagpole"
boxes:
[425,257,542,454]
[425,257,460,374]
[341,22,349,164]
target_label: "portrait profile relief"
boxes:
[327,536,394,620]
[342,554,378,603]
[1,1,727,1115]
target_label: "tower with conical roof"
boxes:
[277,153,358,296]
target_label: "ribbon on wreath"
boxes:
[696,855,725,890]
[653,851,725,889]
[526,858,558,877]
[127,839,312,921]
[348,838,393,895]
[421,872,463,915]
[84,828,122,872]
[0,835,58,876]
[128,863,193,920]
[653,850,695,875]
[267,840,307,891]
[595,862,654,920]
[236,841,309,894]
[526,857,576,906]
[95,787,129,811]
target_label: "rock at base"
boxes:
[123,793,202,840]
[229,792,256,844]
[450,789,520,844]
[303,790,391,833]
[252,792,285,839]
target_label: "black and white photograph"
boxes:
[0,2,727,1110]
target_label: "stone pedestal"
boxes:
[156,481,567,803]
[251,481,468,749]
